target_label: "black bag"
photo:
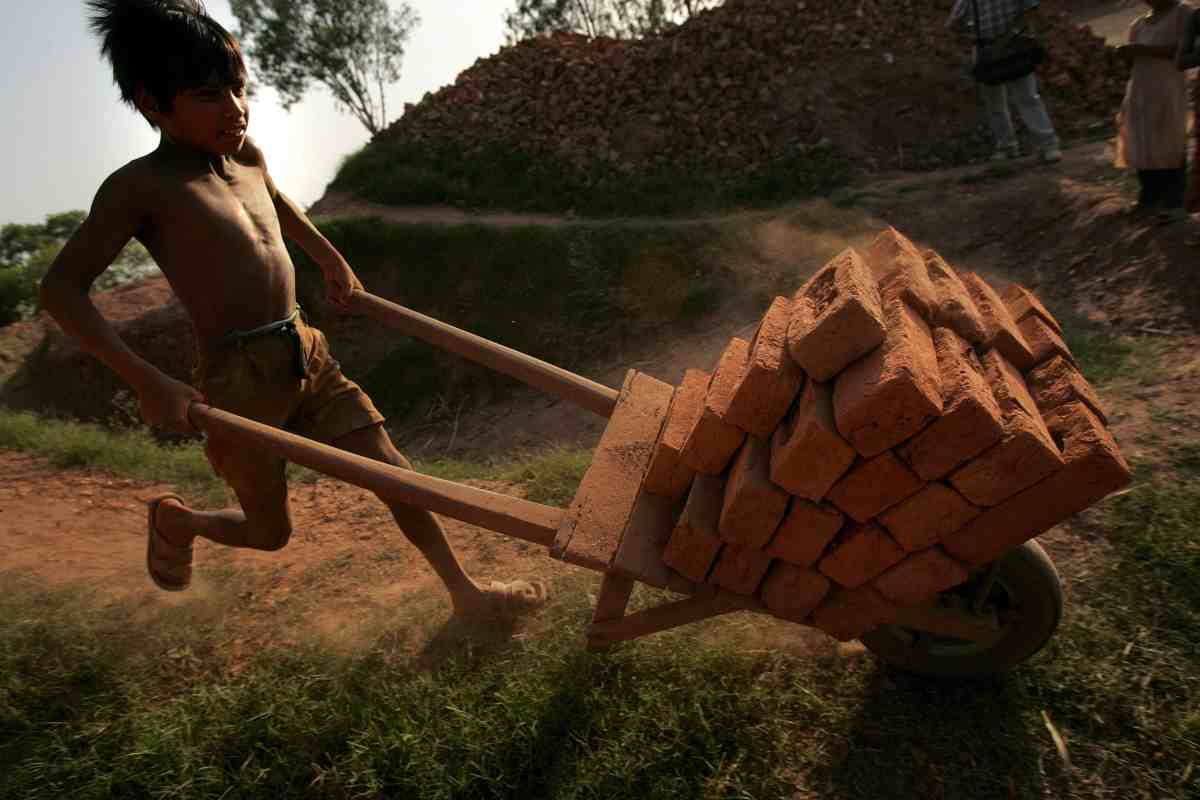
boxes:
[970,0,1047,85]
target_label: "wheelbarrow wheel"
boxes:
[861,540,1063,678]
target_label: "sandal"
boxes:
[146,493,192,592]
[469,579,549,618]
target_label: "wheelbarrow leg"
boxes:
[586,589,755,649]
[586,573,636,652]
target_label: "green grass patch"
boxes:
[330,141,850,218]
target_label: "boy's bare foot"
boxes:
[453,580,549,619]
[146,494,193,592]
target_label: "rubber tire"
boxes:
[861,541,1063,678]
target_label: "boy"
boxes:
[39,0,546,616]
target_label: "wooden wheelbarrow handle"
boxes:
[346,291,619,419]
[187,403,562,548]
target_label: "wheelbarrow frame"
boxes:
[188,290,1029,653]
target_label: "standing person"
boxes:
[1115,0,1196,224]
[1177,7,1200,215]
[946,0,1063,163]
[38,0,548,616]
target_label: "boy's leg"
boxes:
[154,436,295,553]
[329,422,546,617]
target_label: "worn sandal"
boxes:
[146,493,192,592]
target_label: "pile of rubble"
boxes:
[376,0,1127,200]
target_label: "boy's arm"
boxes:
[248,140,363,309]
[38,171,202,432]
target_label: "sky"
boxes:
[1,0,513,225]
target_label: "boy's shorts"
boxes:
[194,312,385,495]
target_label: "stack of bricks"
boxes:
[649,227,1131,642]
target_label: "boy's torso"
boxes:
[123,142,297,346]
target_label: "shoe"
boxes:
[1039,148,1062,164]
[991,147,1019,162]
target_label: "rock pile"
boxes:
[556,226,1131,642]
[377,0,1126,196]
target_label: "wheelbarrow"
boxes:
[187,290,1071,678]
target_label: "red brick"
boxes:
[725,296,806,438]
[787,248,887,381]
[878,482,981,552]
[810,585,898,642]
[827,451,925,523]
[642,369,706,499]
[661,473,726,583]
[834,299,943,457]
[770,378,857,500]
[552,370,674,570]
[759,562,831,622]
[923,251,988,346]
[943,402,1131,566]
[709,542,773,595]
[765,497,845,566]
[1002,283,1063,335]
[961,272,1037,371]
[817,523,907,588]
[948,350,1064,506]
[896,327,1004,479]
[873,547,970,606]
[863,227,939,320]
[1018,315,1073,368]
[679,341,747,475]
[719,436,790,548]
[1027,355,1108,425]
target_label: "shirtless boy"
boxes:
[39,0,545,616]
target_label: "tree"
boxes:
[503,0,721,42]
[230,0,420,136]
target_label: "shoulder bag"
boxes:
[970,0,1047,85]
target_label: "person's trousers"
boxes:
[978,72,1060,154]
[1137,167,1187,210]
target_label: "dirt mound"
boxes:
[355,0,1124,200]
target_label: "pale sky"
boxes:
[1,0,513,225]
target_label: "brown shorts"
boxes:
[194,313,385,496]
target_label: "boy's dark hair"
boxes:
[88,0,246,126]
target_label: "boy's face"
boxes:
[145,74,250,157]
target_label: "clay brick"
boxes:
[863,227,939,320]
[679,341,747,475]
[709,541,773,595]
[786,248,887,381]
[834,299,943,457]
[961,272,1037,371]
[1027,355,1108,425]
[810,585,898,642]
[873,547,970,606]
[642,369,706,499]
[827,451,925,523]
[878,482,981,552]
[943,402,1132,566]
[949,350,1065,506]
[765,497,845,566]
[1002,283,1063,335]
[725,296,806,438]
[612,486,697,595]
[817,522,907,588]
[896,327,1004,479]
[553,370,674,570]
[770,378,857,500]
[1018,315,1073,368]
[759,562,831,622]
[662,473,726,582]
[923,251,988,345]
[719,436,790,548]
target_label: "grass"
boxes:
[329,140,851,218]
